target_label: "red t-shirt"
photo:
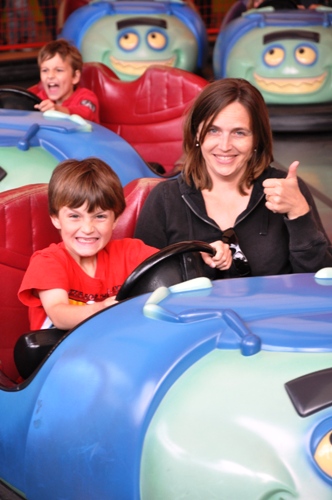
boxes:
[33,87,100,124]
[18,239,157,330]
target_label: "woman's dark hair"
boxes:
[182,78,273,194]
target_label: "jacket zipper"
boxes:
[182,192,265,230]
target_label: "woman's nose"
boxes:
[218,133,231,150]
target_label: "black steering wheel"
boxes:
[0,85,41,110]
[116,240,215,301]
[14,241,215,380]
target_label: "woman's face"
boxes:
[198,101,254,185]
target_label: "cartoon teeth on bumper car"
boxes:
[0,86,161,192]
[213,5,332,130]
[1,179,332,498]
[60,0,208,81]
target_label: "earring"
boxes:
[254,148,257,152]
[195,142,200,147]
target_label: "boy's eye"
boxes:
[96,214,107,220]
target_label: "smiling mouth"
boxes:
[254,72,327,94]
[46,83,59,94]
[109,55,176,76]
[76,237,98,243]
[215,155,234,160]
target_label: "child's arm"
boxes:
[35,99,71,115]
[34,88,100,122]
[39,288,117,330]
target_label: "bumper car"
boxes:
[59,0,208,81]
[1,181,332,499]
[213,5,332,131]
[0,86,163,192]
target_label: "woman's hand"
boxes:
[200,240,233,270]
[262,161,309,219]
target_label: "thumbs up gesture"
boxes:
[262,161,310,219]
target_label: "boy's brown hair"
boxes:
[48,157,126,219]
[38,38,83,76]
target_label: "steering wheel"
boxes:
[14,241,215,380]
[116,240,215,301]
[0,85,41,110]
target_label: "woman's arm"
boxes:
[285,178,332,272]
[263,161,332,272]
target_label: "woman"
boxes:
[134,78,332,279]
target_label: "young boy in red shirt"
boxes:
[30,38,100,123]
[18,157,157,331]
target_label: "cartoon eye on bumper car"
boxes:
[0,86,163,192]
[59,0,208,81]
[1,180,332,498]
[213,7,332,131]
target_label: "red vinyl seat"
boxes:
[29,63,208,174]
[80,63,208,173]
[0,177,162,382]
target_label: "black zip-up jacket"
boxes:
[134,166,332,280]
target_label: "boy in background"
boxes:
[18,157,157,331]
[30,38,100,123]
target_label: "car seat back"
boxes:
[0,177,162,382]
[79,63,208,173]
[0,184,60,382]
[30,63,208,174]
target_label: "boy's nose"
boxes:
[82,220,94,233]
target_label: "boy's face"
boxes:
[40,53,81,105]
[51,204,116,265]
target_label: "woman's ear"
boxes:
[50,215,61,230]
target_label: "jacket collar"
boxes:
[177,166,274,224]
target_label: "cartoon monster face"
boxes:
[225,25,332,104]
[80,14,198,81]
[140,350,332,498]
